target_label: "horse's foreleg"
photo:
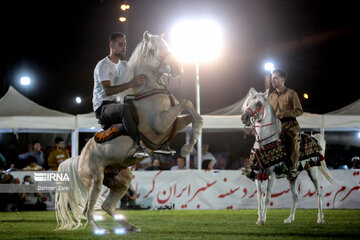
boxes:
[308,167,324,224]
[102,190,141,233]
[174,114,193,132]
[102,168,141,233]
[263,173,276,223]
[156,100,203,157]
[284,177,299,224]
[255,180,265,225]
[178,101,203,157]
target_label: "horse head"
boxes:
[141,31,183,78]
[241,88,269,127]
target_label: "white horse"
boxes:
[241,88,335,225]
[55,31,203,234]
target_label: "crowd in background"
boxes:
[1,136,360,212]
[1,137,360,175]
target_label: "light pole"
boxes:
[264,62,274,91]
[195,61,201,170]
[171,19,223,169]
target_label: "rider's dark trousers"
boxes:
[281,120,301,168]
[95,101,124,126]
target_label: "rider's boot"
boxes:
[111,123,149,159]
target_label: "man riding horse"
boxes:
[268,68,303,179]
[92,32,175,157]
[56,32,203,233]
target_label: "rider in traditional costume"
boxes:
[268,69,303,178]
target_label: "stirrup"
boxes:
[133,145,149,159]
[153,143,176,155]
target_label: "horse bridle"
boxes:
[244,101,276,143]
[137,40,174,91]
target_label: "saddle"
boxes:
[94,90,178,148]
[249,133,323,172]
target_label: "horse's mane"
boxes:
[264,97,282,135]
[241,88,256,113]
[121,41,146,84]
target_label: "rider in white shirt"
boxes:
[93,32,174,157]
[93,32,147,158]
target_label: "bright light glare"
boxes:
[94,228,107,235]
[75,97,82,104]
[264,62,275,72]
[20,76,31,86]
[119,17,126,22]
[303,93,309,99]
[171,19,223,62]
[121,4,130,10]
[114,214,125,220]
[93,215,104,221]
[357,132,360,139]
[114,227,127,235]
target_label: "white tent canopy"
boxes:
[2,86,359,132]
[327,99,360,115]
[0,86,75,130]
[2,86,360,157]
[321,99,360,130]
[0,86,77,156]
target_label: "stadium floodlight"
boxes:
[120,4,130,11]
[171,19,223,169]
[264,62,275,72]
[263,62,275,90]
[20,76,31,86]
[171,19,223,63]
[119,17,126,22]
[75,96,82,104]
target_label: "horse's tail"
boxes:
[313,133,336,185]
[55,156,104,230]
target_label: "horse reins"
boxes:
[244,103,276,143]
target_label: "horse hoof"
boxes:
[317,219,325,224]
[180,145,191,157]
[256,220,265,225]
[283,218,293,224]
[128,226,141,232]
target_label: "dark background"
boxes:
[1,0,358,115]
[1,0,359,169]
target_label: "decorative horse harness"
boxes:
[243,100,324,180]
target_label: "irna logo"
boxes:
[34,172,70,182]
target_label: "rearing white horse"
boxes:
[55,31,203,234]
[241,88,335,225]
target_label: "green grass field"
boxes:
[1,209,360,240]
